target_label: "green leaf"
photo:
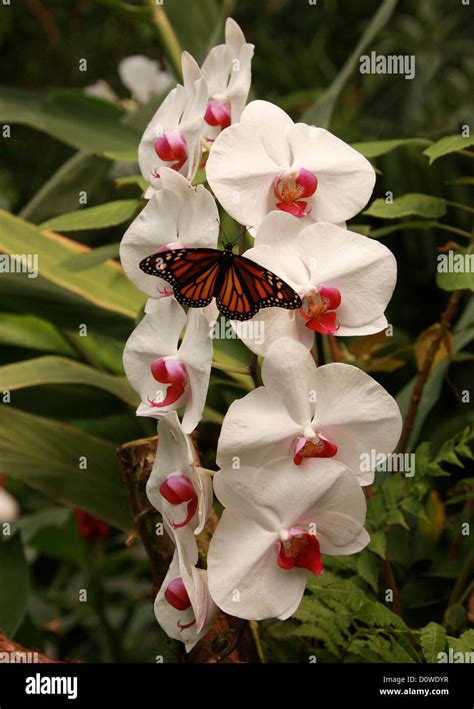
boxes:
[0,533,29,637]
[0,87,140,153]
[356,552,380,593]
[19,152,112,225]
[0,210,144,319]
[459,629,474,650]
[364,194,447,220]
[61,243,121,272]
[436,250,474,292]
[420,622,447,663]
[302,0,397,127]
[0,407,131,530]
[447,634,474,654]
[0,314,74,356]
[40,200,141,232]
[164,0,221,61]
[424,135,474,164]
[352,138,431,159]
[368,530,387,559]
[0,356,138,406]
[385,509,409,529]
[22,509,84,564]
[444,604,467,631]
[115,174,148,192]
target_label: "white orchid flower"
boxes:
[118,55,173,104]
[206,99,375,229]
[208,456,369,620]
[139,52,207,193]
[123,298,212,433]
[154,550,216,652]
[217,338,402,485]
[231,212,396,354]
[0,487,19,524]
[120,167,219,299]
[146,412,213,537]
[201,18,254,136]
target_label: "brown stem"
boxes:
[0,634,77,663]
[396,290,464,453]
[117,436,173,596]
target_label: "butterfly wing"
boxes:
[216,253,302,321]
[140,248,221,308]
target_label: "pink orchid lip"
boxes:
[300,285,341,335]
[293,433,338,465]
[153,130,188,174]
[160,475,198,529]
[277,527,323,575]
[165,577,192,611]
[273,168,318,218]
[205,99,231,129]
[149,358,187,407]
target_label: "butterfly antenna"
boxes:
[217,219,232,247]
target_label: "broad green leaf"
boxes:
[61,243,121,272]
[444,604,467,631]
[18,508,84,564]
[164,0,221,61]
[0,210,144,319]
[424,135,474,164]
[0,314,75,356]
[352,138,431,159]
[420,622,447,663]
[102,149,138,162]
[364,194,446,220]
[115,175,147,191]
[0,87,140,153]
[40,200,141,232]
[0,407,131,530]
[0,533,29,637]
[0,356,138,406]
[20,152,111,224]
[302,0,397,127]
[436,250,474,292]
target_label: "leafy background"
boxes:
[0,0,472,663]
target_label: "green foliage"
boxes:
[364,194,447,220]
[0,534,30,637]
[0,0,472,663]
[40,200,142,232]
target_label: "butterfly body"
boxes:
[140,243,302,321]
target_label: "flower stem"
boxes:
[151,2,183,81]
[396,290,464,453]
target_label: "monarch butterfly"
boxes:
[139,243,302,321]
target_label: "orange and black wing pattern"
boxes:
[140,248,221,308]
[215,253,302,321]
[139,247,302,321]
